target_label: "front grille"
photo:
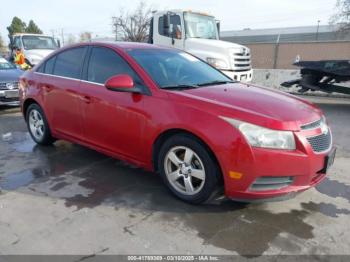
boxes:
[301,119,322,130]
[231,49,251,70]
[0,82,19,90]
[306,131,331,153]
[234,52,251,57]
[250,176,294,192]
[0,97,19,103]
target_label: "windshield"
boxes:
[127,49,232,89]
[0,57,16,70]
[184,12,218,40]
[22,35,58,50]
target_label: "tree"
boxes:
[112,1,153,42]
[25,20,43,34]
[7,16,26,36]
[0,34,5,53]
[79,32,92,42]
[330,0,350,32]
[67,34,77,45]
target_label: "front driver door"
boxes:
[80,46,148,161]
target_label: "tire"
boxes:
[158,134,221,204]
[26,103,55,145]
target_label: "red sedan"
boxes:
[19,42,335,204]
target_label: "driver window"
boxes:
[87,47,143,85]
[14,37,21,49]
[158,15,182,39]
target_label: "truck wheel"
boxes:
[158,134,221,204]
[26,103,55,145]
[300,74,322,91]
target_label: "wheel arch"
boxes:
[152,128,223,181]
[23,98,40,118]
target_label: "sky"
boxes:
[0,0,338,43]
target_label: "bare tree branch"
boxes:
[112,1,153,42]
[330,0,350,32]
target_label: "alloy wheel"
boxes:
[28,109,45,141]
[164,146,206,195]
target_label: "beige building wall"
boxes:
[246,41,350,69]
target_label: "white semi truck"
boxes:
[148,10,253,82]
[9,33,60,66]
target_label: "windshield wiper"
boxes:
[161,84,199,90]
[197,80,235,87]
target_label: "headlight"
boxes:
[221,117,296,150]
[206,57,228,69]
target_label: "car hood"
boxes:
[25,49,54,60]
[0,68,23,82]
[186,38,244,50]
[169,83,322,131]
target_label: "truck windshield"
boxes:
[127,49,232,89]
[22,35,58,50]
[184,12,218,40]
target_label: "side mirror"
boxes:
[57,39,61,48]
[163,14,170,36]
[216,20,220,39]
[105,74,141,93]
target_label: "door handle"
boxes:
[81,95,91,104]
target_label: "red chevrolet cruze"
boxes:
[19,42,335,204]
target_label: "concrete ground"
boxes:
[0,96,350,258]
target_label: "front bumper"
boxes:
[221,69,253,82]
[220,128,333,201]
[0,90,20,106]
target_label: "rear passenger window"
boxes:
[87,47,141,85]
[44,56,56,74]
[53,47,86,79]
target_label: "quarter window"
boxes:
[44,56,56,74]
[53,47,86,79]
[87,47,142,85]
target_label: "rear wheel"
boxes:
[158,134,221,204]
[26,103,55,145]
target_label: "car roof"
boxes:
[65,41,174,51]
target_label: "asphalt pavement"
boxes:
[0,96,349,258]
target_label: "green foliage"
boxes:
[0,34,5,52]
[7,17,43,37]
[7,16,27,36]
[25,20,43,34]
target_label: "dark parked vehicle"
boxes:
[0,56,22,106]
[282,60,350,95]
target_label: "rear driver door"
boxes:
[41,47,87,139]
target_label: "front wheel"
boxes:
[26,103,55,145]
[158,134,221,204]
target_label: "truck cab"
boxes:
[10,33,60,66]
[149,10,253,82]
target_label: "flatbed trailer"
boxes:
[281,60,350,95]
